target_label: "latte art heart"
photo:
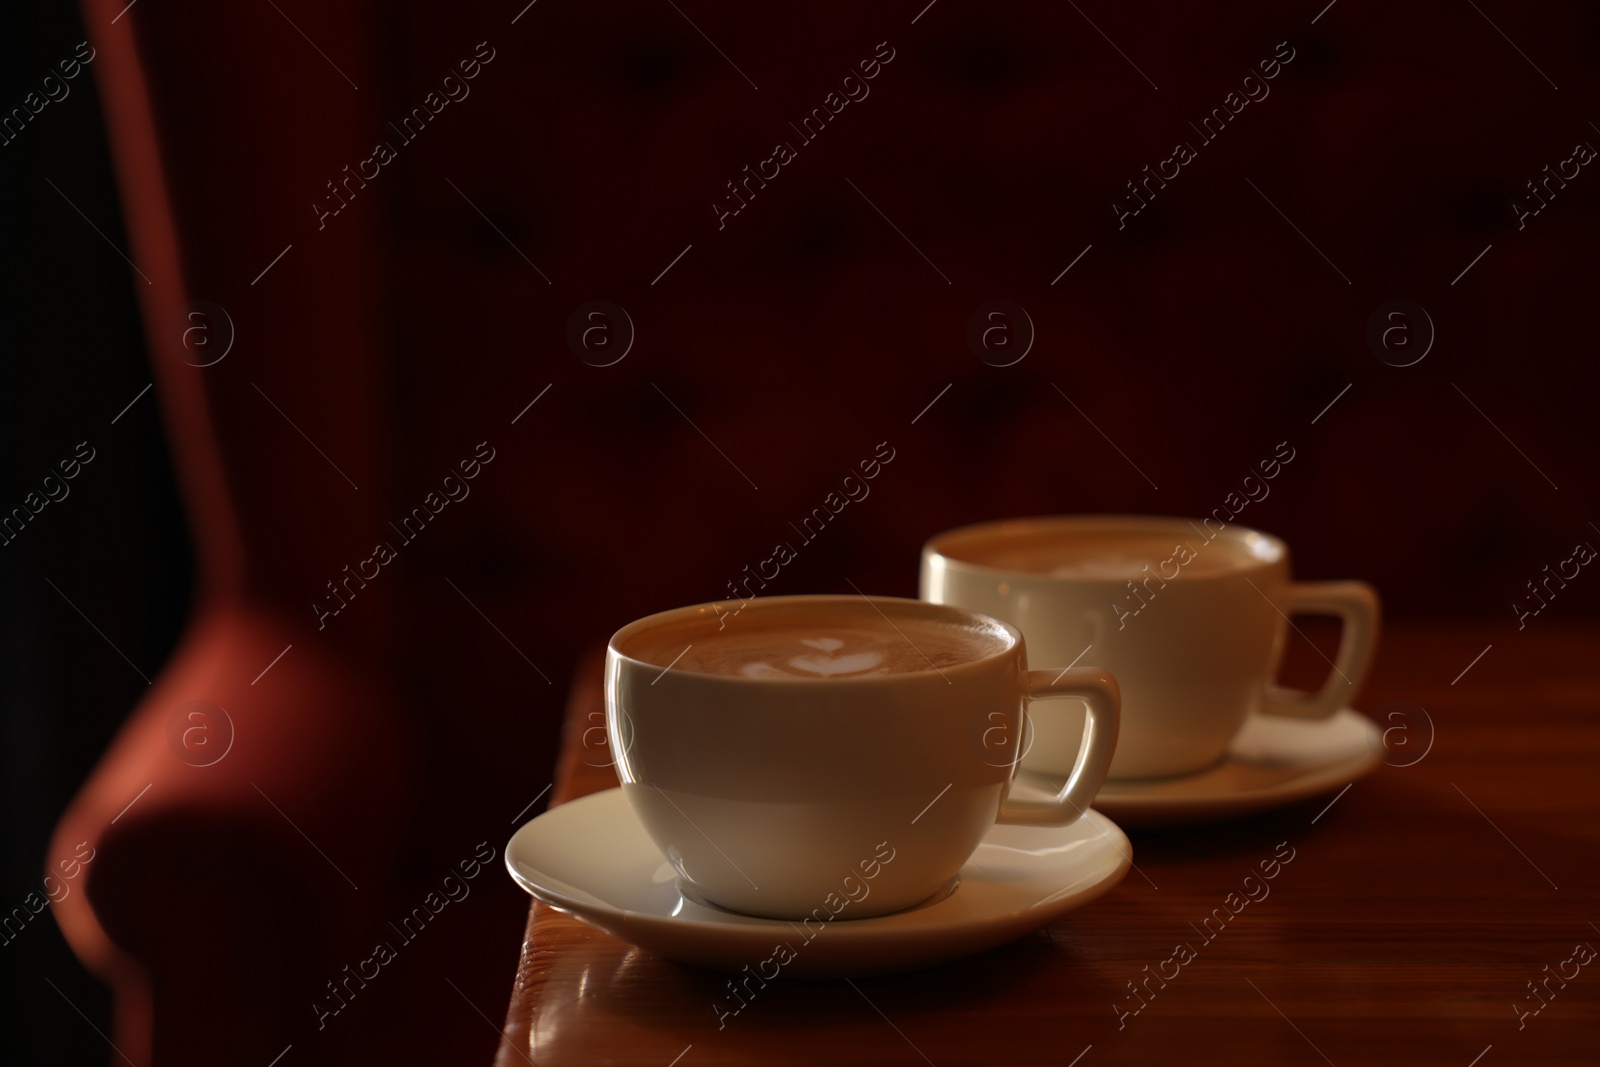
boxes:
[788,650,885,676]
[739,639,887,678]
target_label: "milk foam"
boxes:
[967,532,1248,579]
[625,609,1008,679]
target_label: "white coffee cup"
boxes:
[606,594,1120,920]
[920,516,1379,780]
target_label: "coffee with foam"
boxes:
[624,605,1011,680]
[952,531,1257,580]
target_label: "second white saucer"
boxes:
[506,787,1132,977]
[1017,707,1383,828]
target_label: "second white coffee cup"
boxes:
[921,516,1380,780]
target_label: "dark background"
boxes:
[1,1,190,1063]
[3,0,1598,1063]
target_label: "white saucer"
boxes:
[505,787,1132,976]
[1019,707,1382,828]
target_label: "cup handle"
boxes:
[1258,580,1381,720]
[995,668,1120,827]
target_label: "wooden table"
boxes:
[494,625,1600,1065]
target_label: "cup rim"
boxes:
[608,593,1023,684]
[921,514,1288,585]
